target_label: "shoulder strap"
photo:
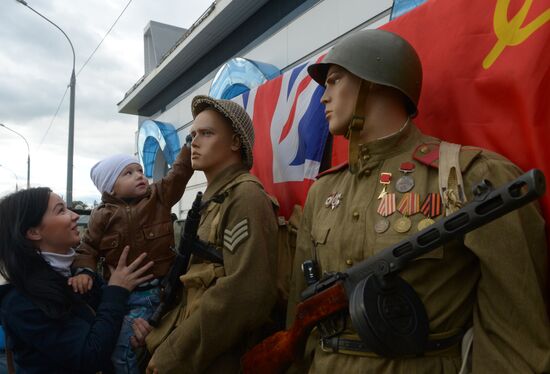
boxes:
[413,143,482,173]
[219,173,262,195]
[317,162,349,179]
[207,173,266,245]
[439,141,467,216]
[414,141,483,216]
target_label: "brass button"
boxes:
[352,211,360,220]
[149,232,154,237]
[363,169,371,176]
[111,241,117,246]
[362,154,370,161]
[420,145,429,154]
[346,259,354,266]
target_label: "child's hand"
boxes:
[130,317,153,348]
[68,273,94,294]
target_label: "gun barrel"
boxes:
[149,301,166,327]
[182,191,203,244]
[149,191,205,325]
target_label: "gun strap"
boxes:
[6,348,15,374]
[459,327,474,374]
[320,329,464,357]
[439,141,467,216]
[346,81,372,174]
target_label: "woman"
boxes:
[0,187,154,373]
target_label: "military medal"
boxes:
[396,162,415,193]
[397,192,420,216]
[376,190,395,234]
[417,218,435,231]
[417,193,442,231]
[420,193,442,218]
[394,216,412,233]
[325,192,343,210]
[374,218,390,234]
[394,192,420,233]
[377,172,392,199]
[396,176,414,193]
[376,193,396,217]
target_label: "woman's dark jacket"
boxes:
[0,276,129,374]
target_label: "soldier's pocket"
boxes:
[311,226,330,247]
[309,225,333,266]
[180,263,225,317]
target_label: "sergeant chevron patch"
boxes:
[223,218,249,252]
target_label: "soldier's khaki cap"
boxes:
[191,95,254,169]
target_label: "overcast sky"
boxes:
[0,0,211,205]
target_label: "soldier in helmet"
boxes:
[140,96,279,373]
[287,29,550,373]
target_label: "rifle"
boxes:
[241,169,546,374]
[149,191,224,326]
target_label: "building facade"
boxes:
[118,0,409,217]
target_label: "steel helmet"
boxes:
[308,29,422,117]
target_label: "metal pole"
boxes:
[0,123,30,189]
[67,70,76,204]
[0,164,19,192]
[16,0,76,204]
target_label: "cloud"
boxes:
[0,0,212,203]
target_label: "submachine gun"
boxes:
[149,191,224,326]
[242,169,546,374]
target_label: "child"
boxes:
[70,146,193,374]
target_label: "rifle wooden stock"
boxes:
[242,281,348,374]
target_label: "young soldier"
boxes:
[287,29,550,373]
[144,96,278,373]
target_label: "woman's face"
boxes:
[320,65,362,136]
[29,193,80,254]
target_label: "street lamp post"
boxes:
[0,123,30,189]
[16,0,76,205]
[0,164,19,192]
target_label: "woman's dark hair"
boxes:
[0,187,78,319]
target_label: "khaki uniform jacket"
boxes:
[150,164,278,373]
[287,123,550,373]
[73,148,193,279]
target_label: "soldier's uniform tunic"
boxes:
[287,123,550,373]
[150,164,278,373]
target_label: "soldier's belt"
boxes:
[320,329,464,357]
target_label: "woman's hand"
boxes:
[67,273,93,294]
[130,317,152,348]
[108,246,154,291]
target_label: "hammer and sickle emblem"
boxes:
[483,0,550,69]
